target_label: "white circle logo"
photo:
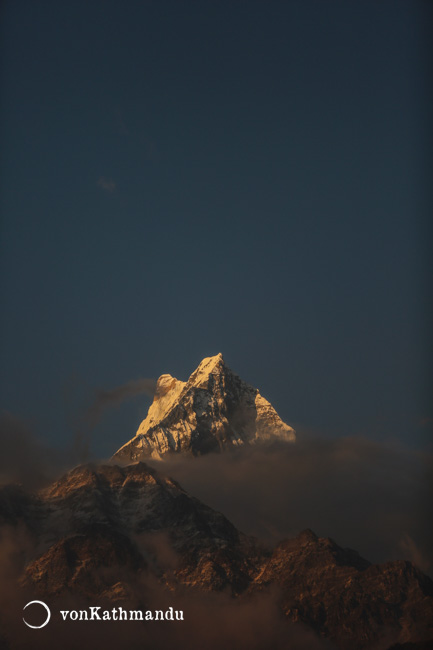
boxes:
[23,600,51,629]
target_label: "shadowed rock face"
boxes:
[2,463,262,598]
[1,462,433,649]
[112,353,295,462]
[250,530,433,649]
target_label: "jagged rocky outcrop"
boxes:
[250,529,433,650]
[1,462,433,649]
[2,463,263,599]
[113,353,295,462]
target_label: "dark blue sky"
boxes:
[1,0,431,457]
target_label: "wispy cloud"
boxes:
[84,377,157,428]
[0,412,73,488]
[97,176,116,193]
[63,377,157,463]
[158,437,433,574]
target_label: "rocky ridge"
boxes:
[1,462,432,649]
[0,463,262,599]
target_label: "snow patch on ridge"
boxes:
[136,374,186,435]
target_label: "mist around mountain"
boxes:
[1,462,433,650]
[0,355,432,649]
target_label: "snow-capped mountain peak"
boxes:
[188,352,226,387]
[113,354,295,462]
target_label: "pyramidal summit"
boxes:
[112,353,295,462]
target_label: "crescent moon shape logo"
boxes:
[23,600,51,629]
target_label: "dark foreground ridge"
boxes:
[0,462,432,649]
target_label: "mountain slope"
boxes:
[113,353,295,462]
[1,462,433,649]
[250,529,433,650]
[2,463,263,598]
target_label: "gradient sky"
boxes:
[1,0,432,458]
